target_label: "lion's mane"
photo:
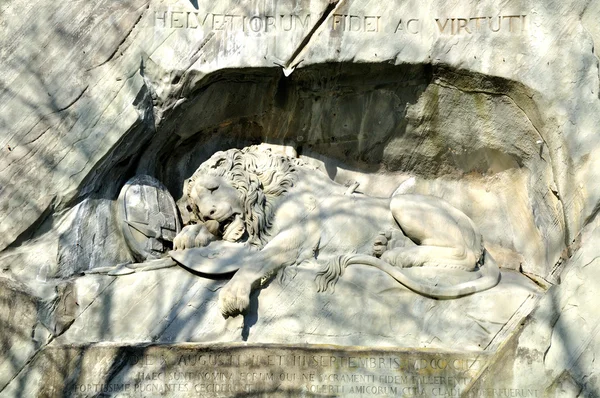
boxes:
[186,146,305,248]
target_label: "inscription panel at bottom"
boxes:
[39,345,491,397]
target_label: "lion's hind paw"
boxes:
[372,232,389,258]
[372,229,410,258]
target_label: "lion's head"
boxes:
[184,146,304,248]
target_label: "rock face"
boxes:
[467,216,600,397]
[0,0,600,396]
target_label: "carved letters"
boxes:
[71,347,491,398]
[433,15,527,34]
[155,9,528,36]
[155,11,311,32]
[331,14,381,33]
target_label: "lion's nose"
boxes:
[199,205,217,221]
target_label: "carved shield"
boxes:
[117,175,181,261]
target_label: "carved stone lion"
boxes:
[173,145,500,318]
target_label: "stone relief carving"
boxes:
[110,145,501,317]
[162,145,501,318]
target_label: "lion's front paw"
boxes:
[194,225,218,247]
[173,224,203,250]
[219,278,252,318]
[173,224,219,250]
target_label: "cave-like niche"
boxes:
[132,63,563,280]
[5,61,560,363]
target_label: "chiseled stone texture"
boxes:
[52,265,540,349]
[1,0,600,396]
[4,345,490,398]
[57,199,134,276]
[0,277,44,392]
[0,277,74,392]
[466,215,600,397]
[0,0,599,280]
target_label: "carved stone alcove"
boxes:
[1,0,600,396]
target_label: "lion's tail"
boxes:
[315,255,353,293]
[315,251,500,299]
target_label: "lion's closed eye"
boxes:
[202,177,220,190]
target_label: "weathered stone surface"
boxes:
[4,344,491,398]
[0,0,153,252]
[466,215,600,397]
[0,278,42,391]
[58,198,134,277]
[1,0,599,275]
[53,264,539,350]
[0,277,55,392]
[0,229,58,288]
[1,0,600,396]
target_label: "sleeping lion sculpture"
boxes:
[172,145,500,318]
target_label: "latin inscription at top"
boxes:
[154,9,527,35]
